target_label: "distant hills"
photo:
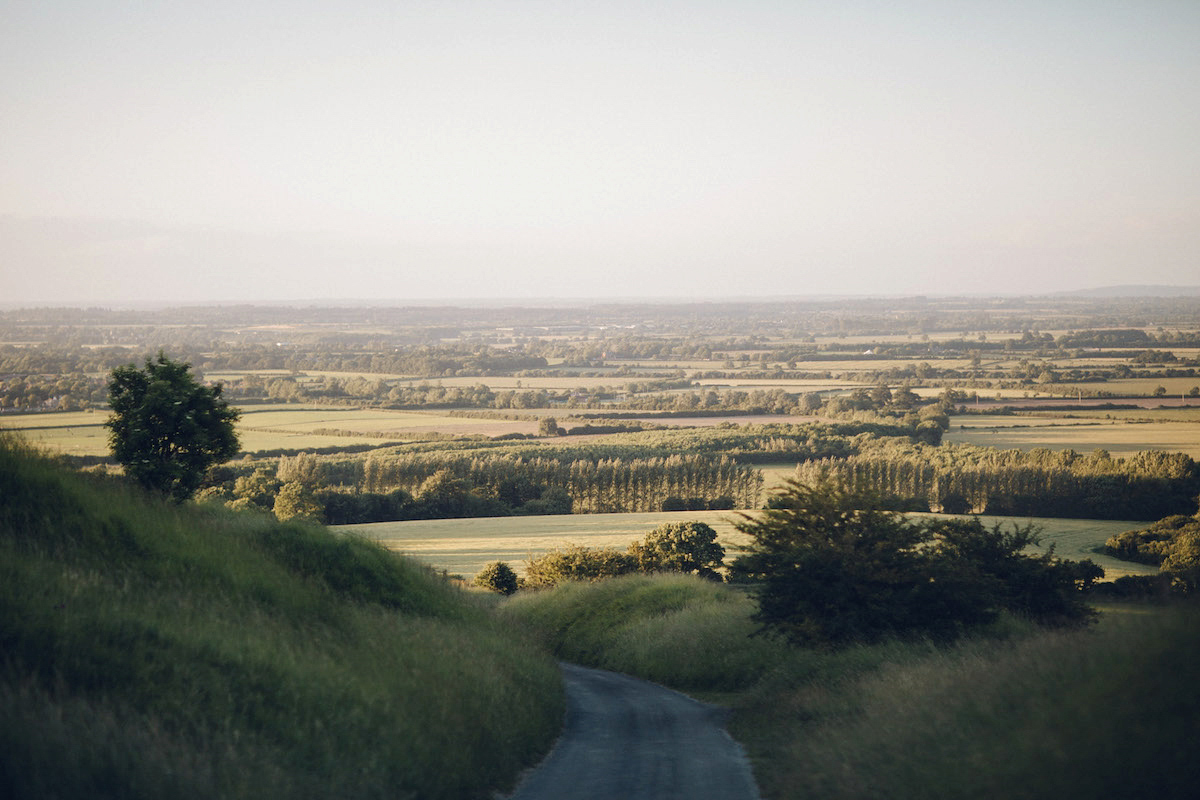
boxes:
[1053,285,1200,298]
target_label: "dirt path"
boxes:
[507,663,760,800]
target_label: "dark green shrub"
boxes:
[474,562,519,595]
[524,545,637,588]
[628,521,725,580]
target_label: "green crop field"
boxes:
[339,510,1154,581]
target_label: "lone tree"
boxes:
[628,521,726,580]
[106,352,240,502]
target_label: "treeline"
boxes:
[0,371,106,411]
[200,447,763,524]
[197,418,954,523]
[795,444,1199,520]
[1106,514,1200,568]
[297,450,763,515]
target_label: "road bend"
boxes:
[507,663,761,800]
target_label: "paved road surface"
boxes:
[507,663,761,800]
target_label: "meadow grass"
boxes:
[736,606,1200,800]
[0,436,563,800]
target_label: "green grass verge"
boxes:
[501,573,786,691]
[0,435,563,799]
[735,606,1200,799]
[502,573,1200,799]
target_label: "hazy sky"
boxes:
[2,0,1198,305]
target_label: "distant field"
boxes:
[205,370,415,382]
[944,413,1200,459]
[810,332,1029,345]
[237,406,537,440]
[1055,408,1200,423]
[757,462,799,490]
[0,411,111,457]
[340,510,1155,581]
[393,375,637,390]
[1047,377,1200,397]
[0,405,540,456]
[606,414,820,429]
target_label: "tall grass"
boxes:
[0,436,563,799]
[738,608,1200,799]
[501,573,789,691]
[502,571,1200,799]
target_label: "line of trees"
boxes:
[197,448,763,524]
[333,451,763,515]
[795,444,1199,519]
[1106,514,1200,579]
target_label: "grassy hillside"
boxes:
[0,435,563,800]
[504,574,1200,800]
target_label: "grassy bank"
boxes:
[503,574,1200,799]
[501,573,785,691]
[0,436,563,800]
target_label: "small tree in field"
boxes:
[628,521,726,580]
[106,352,240,502]
[474,561,519,595]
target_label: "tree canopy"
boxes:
[628,521,726,580]
[731,478,1100,647]
[106,352,240,502]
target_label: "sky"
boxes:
[1,0,1198,306]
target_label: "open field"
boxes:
[755,462,801,490]
[0,405,543,456]
[605,414,821,428]
[0,411,112,457]
[237,406,538,439]
[3,416,412,458]
[340,511,1155,580]
[1046,377,1200,397]
[205,369,416,382]
[1051,407,1200,423]
[944,413,1200,459]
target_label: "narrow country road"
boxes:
[507,663,761,800]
